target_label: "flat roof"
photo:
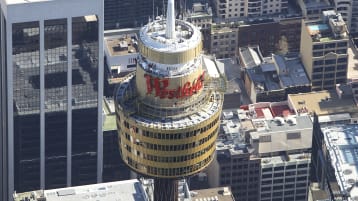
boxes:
[105,34,138,57]
[217,58,241,94]
[261,152,311,167]
[4,0,50,5]
[192,187,235,201]
[13,179,147,201]
[322,124,358,197]
[273,55,310,87]
[288,90,358,116]
[243,50,309,93]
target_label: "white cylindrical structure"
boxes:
[165,0,175,39]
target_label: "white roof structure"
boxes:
[322,124,358,200]
[203,57,220,78]
[139,19,201,53]
[14,179,148,201]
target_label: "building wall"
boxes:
[102,130,132,182]
[238,22,280,57]
[351,0,358,34]
[210,26,238,59]
[310,114,349,201]
[260,158,311,201]
[300,20,314,81]
[214,0,288,20]
[104,0,165,30]
[300,19,348,91]
[0,5,8,201]
[278,17,302,53]
[207,151,261,201]
[332,0,352,31]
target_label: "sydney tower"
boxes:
[115,0,225,200]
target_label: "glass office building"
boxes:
[0,0,104,200]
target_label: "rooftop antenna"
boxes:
[165,0,175,39]
[152,0,154,21]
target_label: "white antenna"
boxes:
[165,0,175,39]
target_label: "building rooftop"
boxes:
[104,34,138,56]
[3,0,50,5]
[191,187,235,201]
[261,152,311,167]
[217,58,241,94]
[305,10,348,42]
[216,102,311,157]
[321,124,358,199]
[250,115,313,155]
[288,90,358,116]
[242,47,310,93]
[13,179,148,201]
[309,183,330,201]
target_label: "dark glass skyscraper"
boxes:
[0,0,104,200]
[104,0,167,30]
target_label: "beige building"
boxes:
[210,23,239,59]
[185,3,213,30]
[213,0,288,20]
[300,10,349,91]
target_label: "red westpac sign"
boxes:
[144,72,205,99]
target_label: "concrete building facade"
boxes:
[213,0,288,20]
[207,102,313,201]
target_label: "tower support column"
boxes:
[154,178,178,201]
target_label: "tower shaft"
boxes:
[165,0,175,39]
[154,178,178,201]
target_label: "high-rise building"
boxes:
[209,13,302,58]
[330,0,358,35]
[300,10,349,91]
[310,114,358,201]
[207,102,312,201]
[114,0,225,200]
[0,0,104,200]
[104,0,166,30]
[295,0,333,21]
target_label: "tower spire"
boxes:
[165,0,175,39]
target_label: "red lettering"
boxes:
[144,72,205,99]
[144,74,153,94]
[181,82,191,97]
[175,87,181,99]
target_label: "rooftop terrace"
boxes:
[306,11,348,42]
[288,90,358,116]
